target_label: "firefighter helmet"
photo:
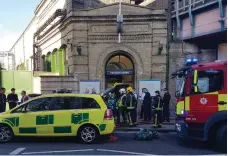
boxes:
[119,88,126,94]
[127,87,133,93]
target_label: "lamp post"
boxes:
[117,0,123,43]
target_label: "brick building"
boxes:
[28,0,168,93]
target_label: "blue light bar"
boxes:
[193,58,198,62]
[185,58,199,66]
[186,59,191,62]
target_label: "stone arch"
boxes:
[96,44,144,90]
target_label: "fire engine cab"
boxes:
[172,59,227,151]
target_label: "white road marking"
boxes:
[22,149,94,155]
[96,149,157,155]
[9,148,26,155]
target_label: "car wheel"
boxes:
[78,125,99,144]
[216,124,227,152]
[0,125,14,143]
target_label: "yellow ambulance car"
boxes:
[0,94,115,143]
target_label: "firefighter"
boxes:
[116,88,127,125]
[163,88,171,122]
[126,87,137,127]
[152,90,163,128]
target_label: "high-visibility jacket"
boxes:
[153,95,163,110]
[126,93,137,110]
[117,94,127,109]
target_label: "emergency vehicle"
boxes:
[172,59,227,151]
[0,94,115,143]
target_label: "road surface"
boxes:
[1,132,225,155]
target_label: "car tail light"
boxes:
[104,109,113,120]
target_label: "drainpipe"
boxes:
[166,0,172,89]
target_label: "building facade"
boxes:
[168,0,227,102]
[22,0,167,93]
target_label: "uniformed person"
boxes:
[163,88,171,122]
[116,88,127,124]
[152,90,163,128]
[140,88,152,121]
[126,87,137,127]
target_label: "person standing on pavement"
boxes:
[85,88,90,94]
[140,88,152,121]
[116,88,127,125]
[126,87,137,127]
[0,88,6,113]
[20,90,29,104]
[91,88,96,94]
[7,88,19,109]
[163,88,171,122]
[152,90,163,128]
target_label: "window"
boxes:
[12,98,50,113]
[26,98,51,112]
[195,70,223,94]
[81,98,100,109]
[49,97,84,110]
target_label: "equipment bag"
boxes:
[135,128,159,141]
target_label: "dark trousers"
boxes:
[144,104,151,121]
[163,107,170,122]
[0,104,6,113]
[140,105,144,118]
[9,102,17,110]
[154,110,162,126]
[127,109,136,126]
[115,108,126,124]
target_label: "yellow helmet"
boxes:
[127,87,133,93]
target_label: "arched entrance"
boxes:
[105,54,134,88]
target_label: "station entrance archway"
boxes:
[105,54,135,88]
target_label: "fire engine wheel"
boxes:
[215,124,227,152]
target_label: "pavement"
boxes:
[0,132,225,155]
[115,119,176,133]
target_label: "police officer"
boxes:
[152,90,163,128]
[163,88,171,122]
[0,88,6,113]
[140,88,152,121]
[126,87,137,127]
[116,88,127,125]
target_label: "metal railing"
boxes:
[171,0,220,17]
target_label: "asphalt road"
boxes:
[0,132,225,155]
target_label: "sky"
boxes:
[0,0,41,51]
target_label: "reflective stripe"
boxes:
[127,107,134,109]
[218,94,227,111]
[193,70,198,84]
[185,96,190,111]
[156,97,161,109]
[155,108,162,110]
[176,101,184,115]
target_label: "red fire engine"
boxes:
[172,59,227,151]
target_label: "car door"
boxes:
[47,96,80,136]
[188,69,224,123]
[11,98,51,136]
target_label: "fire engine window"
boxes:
[197,70,223,93]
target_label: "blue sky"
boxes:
[0,0,40,51]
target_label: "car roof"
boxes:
[39,94,102,98]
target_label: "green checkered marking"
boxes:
[19,128,36,133]
[71,113,89,124]
[97,124,106,132]
[3,117,19,127]
[36,116,48,125]
[54,126,72,133]
[49,115,54,124]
